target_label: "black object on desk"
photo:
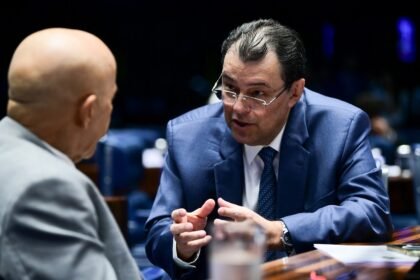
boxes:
[405,258,420,280]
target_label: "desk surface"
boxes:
[262,226,420,280]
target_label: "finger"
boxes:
[177,230,207,243]
[193,199,216,218]
[183,235,212,249]
[217,197,237,208]
[176,234,212,259]
[187,214,208,229]
[218,206,248,221]
[214,218,230,226]
[170,222,193,235]
[212,219,233,239]
[172,208,187,223]
[218,206,236,219]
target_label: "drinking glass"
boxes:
[210,221,266,280]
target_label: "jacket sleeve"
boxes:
[282,110,394,253]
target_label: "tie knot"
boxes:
[259,147,277,164]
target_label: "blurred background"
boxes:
[1,1,419,133]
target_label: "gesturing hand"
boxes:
[216,197,284,249]
[170,199,215,260]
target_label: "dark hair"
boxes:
[221,19,306,89]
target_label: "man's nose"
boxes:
[232,95,251,113]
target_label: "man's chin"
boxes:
[232,130,269,146]
[232,131,253,146]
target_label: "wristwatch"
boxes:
[280,220,294,255]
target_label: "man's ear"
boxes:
[287,78,305,108]
[77,94,97,128]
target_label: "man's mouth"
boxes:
[232,119,251,128]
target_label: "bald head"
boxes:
[7,28,117,162]
[8,28,116,120]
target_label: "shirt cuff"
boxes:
[172,238,200,268]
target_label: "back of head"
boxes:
[221,19,306,89]
[7,27,116,127]
[7,28,117,162]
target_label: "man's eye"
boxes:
[224,84,236,91]
[248,91,265,98]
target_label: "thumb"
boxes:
[193,199,215,218]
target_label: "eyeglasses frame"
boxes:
[211,73,288,107]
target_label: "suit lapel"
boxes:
[277,94,310,218]
[214,128,244,206]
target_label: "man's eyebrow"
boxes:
[221,73,235,83]
[221,73,271,88]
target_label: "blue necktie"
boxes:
[257,147,278,261]
[257,147,277,220]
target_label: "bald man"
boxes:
[0,28,143,280]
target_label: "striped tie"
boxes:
[257,147,278,261]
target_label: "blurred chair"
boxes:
[369,135,396,165]
[371,147,388,191]
[127,191,153,245]
[391,143,420,230]
[96,127,164,196]
[411,143,420,224]
[94,127,167,277]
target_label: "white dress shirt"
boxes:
[242,126,284,210]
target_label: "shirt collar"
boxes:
[244,124,286,165]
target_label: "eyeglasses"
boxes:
[211,74,288,110]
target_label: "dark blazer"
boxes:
[145,88,393,280]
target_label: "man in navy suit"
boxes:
[145,19,393,279]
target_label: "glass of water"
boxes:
[210,220,266,280]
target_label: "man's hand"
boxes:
[170,199,215,261]
[216,197,284,249]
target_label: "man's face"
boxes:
[222,48,297,146]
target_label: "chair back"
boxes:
[411,144,420,224]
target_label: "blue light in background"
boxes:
[322,23,335,59]
[397,17,416,63]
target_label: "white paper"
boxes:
[314,244,419,265]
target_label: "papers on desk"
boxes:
[314,244,419,266]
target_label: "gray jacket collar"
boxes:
[0,116,74,166]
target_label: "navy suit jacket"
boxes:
[145,88,393,280]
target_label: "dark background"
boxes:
[1,1,419,131]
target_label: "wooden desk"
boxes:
[263,226,420,280]
[140,167,161,198]
[104,196,128,241]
